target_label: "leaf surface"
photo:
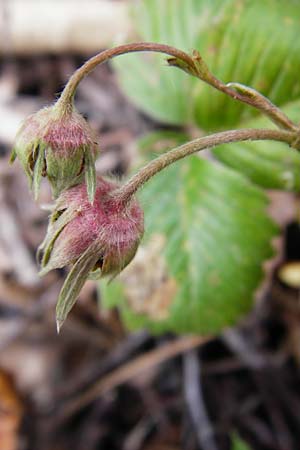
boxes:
[102,153,277,334]
[213,100,300,191]
[115,0,300,129]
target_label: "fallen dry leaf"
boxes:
[120,235,177,320]
[0,370,23,450]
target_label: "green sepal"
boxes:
[32,144,46,200]
[46,146,84,198]
[38,207,79,274]
[84,146,97,204]
[13,140,39,188]
[55,241,103,330]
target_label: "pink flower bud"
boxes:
[38,176,144,329]
[10,104,97,202]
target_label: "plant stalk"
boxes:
[57,41,298,132]
[57,42,197,109]
[204,75,298,132]
[115,128,297,205]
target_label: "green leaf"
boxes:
[137,130,189,156]
[102,152,277,335]
[100,279,125,310]
[231,434,251,450]
[213,99,300,191]
[115,0,300,129]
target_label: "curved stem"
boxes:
[208,77,298,132]
[57,42,196,110]
[57,41,298,132]
[170,50,298,132]
[115,128,296,206]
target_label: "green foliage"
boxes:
[103,0,300,334]
[213,100,300,191]
[231,434,251,450]
[115,0,300,193]
[102,151,277,334]
[116,0,300,129]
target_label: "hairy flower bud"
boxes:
[10,104,97,201]
[38,176,144,330]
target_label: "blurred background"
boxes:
[1,1,300,449]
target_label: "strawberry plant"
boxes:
[11,0,300,336]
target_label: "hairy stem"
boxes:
[204,75,298,132]
[57,41,297,132]
[115,128,297,205]
[57,42,196,109]
[168,50,299,132]
[169,51,298,132]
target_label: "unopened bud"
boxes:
[10,104,97,202]
[38,176,144,328]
